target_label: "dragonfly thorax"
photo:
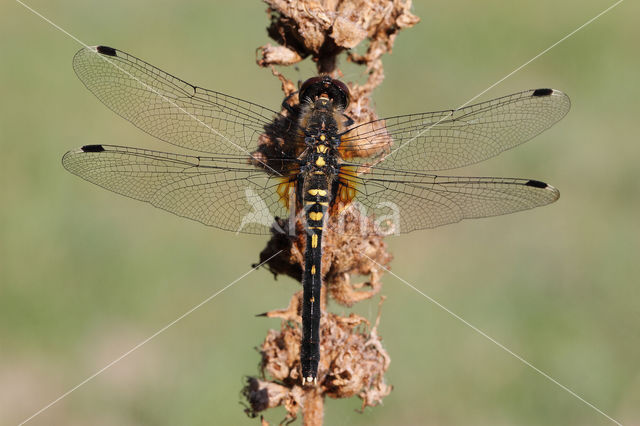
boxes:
[299,98,344,140]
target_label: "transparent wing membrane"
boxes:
[341,88,570,171]
[73,46,288,156]
[63,145,291,235]
[63,144,558,236]
[336,168,559,233]
[66,46,567,237]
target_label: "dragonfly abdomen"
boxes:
[300,161,332,385]
[300,227,323,385]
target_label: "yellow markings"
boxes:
[315,156,326,167]
[338,185,356,203]
[309,211,323,221]
[313,171,325,175]
[316,144,328,153]
[320,134,326,141]
[308,189,327,197]
[311,233,318,248]
[305,201,315,205]
[310,296,315,302]
[276,180,295,209]
[311,265,316,274]
[309,226,323,230]
[318,202,329,206]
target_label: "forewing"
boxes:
[73,46,288,156]
[340,89,570,171]
[62,145,293,235]
[333,167,559,234]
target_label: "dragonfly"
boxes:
[63,45,570,385]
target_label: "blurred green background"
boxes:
[1,0,638,425]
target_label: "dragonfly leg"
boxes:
[281,91,299,115]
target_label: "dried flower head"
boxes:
[243,1,419,424]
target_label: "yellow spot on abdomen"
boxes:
[320,134,326,141]
[317,144,328,153]
[310,297,315,302]
[311,233,318,248]
[308,189,327,196]
[309,211,323,221]
[310,265,316,274]
[315,156,326,167]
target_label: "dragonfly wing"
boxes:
[73,46,290,156]
[333,167,559,234]
[62,144,295,235]
[340,89,570,171]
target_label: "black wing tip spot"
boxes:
[81,144,105,153]
[532,88,554,97]
[525,179,548,189]
[96,45,117,56]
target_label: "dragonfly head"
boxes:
[299,76,350,110]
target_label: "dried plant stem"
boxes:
[302,387,324,426]
[242,1,420,424]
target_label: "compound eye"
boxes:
[330,79,350,109]
[299,77,325,103]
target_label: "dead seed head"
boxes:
[244,1,419,423]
